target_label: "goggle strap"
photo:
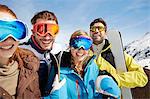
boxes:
[71,36,92,41]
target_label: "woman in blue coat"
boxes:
[47,30,121,99]
[56,30,121,99]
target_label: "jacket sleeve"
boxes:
[43,90,59,99]
[43,76,68,99]
[96,52,148,88]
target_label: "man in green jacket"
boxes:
[89,18,148,88]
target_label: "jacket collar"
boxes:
[101,39,112,53]
[60,54,96,74]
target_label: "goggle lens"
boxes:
[70,36,93,50]
[0,20,27,42]
[33,23,59,37]
[90,26,105,32]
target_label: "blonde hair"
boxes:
[0,4,17,18]
[70,30,89,38]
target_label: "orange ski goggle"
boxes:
[33,23,59,37]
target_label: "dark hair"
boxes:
[0,4,17,18]
[31,10,58,25]
[90,18,107,32]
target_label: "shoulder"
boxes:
[58,51,71,67]
[18,47,37,57]
[124,51,134,62]
[17,48,40,71]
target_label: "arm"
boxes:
[122,52,148,87]
[96,52,148,88]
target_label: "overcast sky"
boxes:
[0,0,149,47]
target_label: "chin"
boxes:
[76,57,86,61]
[1,52,14,58]
[42,46,52,50]
[40,43,52,50]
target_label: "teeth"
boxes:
[42,40,51,44]
[0,45,13,49]
[77,53,83,56]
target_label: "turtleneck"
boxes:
[93,39,105,56]
[0,60,19,96]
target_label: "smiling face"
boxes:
[90,22,106,45]
[32,19,57,50]
[0,8,18,60]
[70,30,91,63]
[0,37,19,58]
[71,47,89,62]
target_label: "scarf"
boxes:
[0,60,19,96]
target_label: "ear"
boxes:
[105,31,107,35]
[89,31,92,36]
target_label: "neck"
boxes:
[74,60,83,67]
[94,42,101,45]
[73,59,86,71]
[73,59,85,77]
[0,57,9,66]
[94,39,105,46]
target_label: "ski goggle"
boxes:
[0,19,27,42]
[70,36,93,50]
[33,22,59,37]
[90,26,105,32]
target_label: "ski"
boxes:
[107,29,132,99]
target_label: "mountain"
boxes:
[124,32,150,69]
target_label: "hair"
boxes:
[0,4,17,18]
[90,18,107,32]
[31,10,58,25]
[70,30,90,39]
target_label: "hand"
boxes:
[95,75,121,98]
[50,74,66,93]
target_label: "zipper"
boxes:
[71,71,88,98]
[76,80,80,99]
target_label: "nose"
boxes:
[4,37,16,41]
[78,47,85,51]
[44,33,53,39]
[95,28,99,33]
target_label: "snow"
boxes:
[124,32,150,69]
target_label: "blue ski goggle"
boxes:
[0,19,27,42]
[70,36,93,50]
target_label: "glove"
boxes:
[95,75,121,99]
[50,74,66,93]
